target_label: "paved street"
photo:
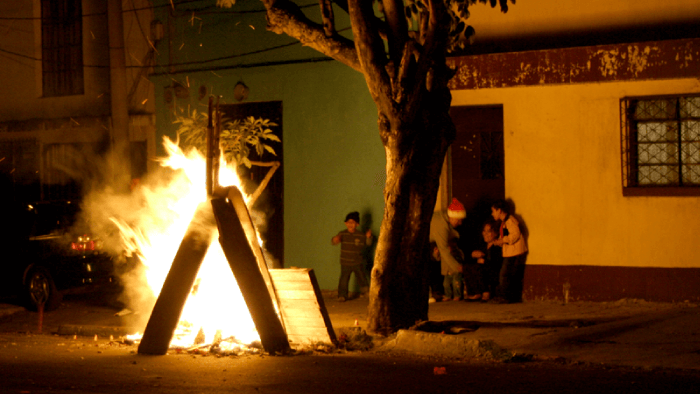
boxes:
[2,291,700,393]
[2,328,700,394]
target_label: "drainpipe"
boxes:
[108,0,131,187]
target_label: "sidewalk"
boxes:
[3,295,700,370]
[325,296,700,370]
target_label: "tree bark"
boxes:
[260,0,456,334]
[367,70,455,334]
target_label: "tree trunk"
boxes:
[367,72,455,334]
[258,0,457,335]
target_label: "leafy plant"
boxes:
[173,110,280,168]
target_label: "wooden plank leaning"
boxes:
[137,202,216,355]
[211,186,290,354]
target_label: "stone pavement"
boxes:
[325,296,700,370]
[3,295,700,371]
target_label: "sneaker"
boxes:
[338,297,346,302]
[452,297,462,301]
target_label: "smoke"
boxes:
[77,136,276,335]
[247,207,279,269]
[80,139,213,328]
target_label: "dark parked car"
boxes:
[1,201,117,311]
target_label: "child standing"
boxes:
[468,220,503,301]
[331,211,373,302]
[491,200,528,303]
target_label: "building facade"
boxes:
[145,0,700,300]
[448,0,700,302]
[0,0,157,202]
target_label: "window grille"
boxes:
[621,95,700,196]
[41,0,84,97]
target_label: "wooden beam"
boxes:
[206,96,214,196]
[137,202,215,355]
[211,188,290,354]
[224,186,283,323]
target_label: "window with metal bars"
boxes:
[41,0,84,97]
[621,95,700,196]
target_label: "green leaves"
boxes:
[173,109,208,152]
[174,111,280,168]
[392,0,512,52]
[220,116,280,167]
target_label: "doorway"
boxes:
[219,101,284,268]
[449,105,505,250]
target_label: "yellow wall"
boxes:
[451,78,700,269]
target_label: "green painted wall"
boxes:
[150,1,385,291]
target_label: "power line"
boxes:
[150,56,335,76]
[0,23,351,70]
[164,40,301,67]
[0,0,350,75]
[0,47,39,62]
[0,1,317,21]
[0,39,302,69]
[0,0,201,20]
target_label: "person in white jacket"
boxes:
[491,199,528,303]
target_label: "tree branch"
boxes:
[335,0,392,54]
[347,0,395,117]
[261,0,360,72]
[403,0,451,116]
[393,40,417,104]
[380,0,408,67]
[319,0,335,37]
[418,2,429,45]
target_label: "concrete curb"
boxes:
[379,329,514,361]
[57,325,133,338]
[0,304,25,318]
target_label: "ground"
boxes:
[3,289,700,372]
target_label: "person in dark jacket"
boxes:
[466,220,503,301]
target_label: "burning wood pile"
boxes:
[154,328,266,356]
[119,97,336,356]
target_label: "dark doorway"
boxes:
[219,101,284,268]
[449,105,505,251]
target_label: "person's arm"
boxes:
[365,229,373,246]
[502,217,522,246]
[331,231,342,245]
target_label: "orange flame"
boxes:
[117,137,260,349]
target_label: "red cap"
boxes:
[447,198,466,219]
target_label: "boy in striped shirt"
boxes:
[331,211,373,302]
